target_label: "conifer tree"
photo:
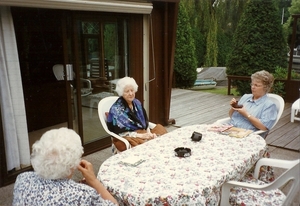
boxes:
[226,0,287,95]
[174,1,197,88]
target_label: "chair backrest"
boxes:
[258,159,299,205]
[53,64,74,80]
[256,159,300,205]
[90,58,100,78]
[267,93,285,130]
[53,64,64,80]
[98,96,119,136]
[270,159,300,205]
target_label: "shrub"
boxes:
[274,66,300,79]
[272,81,286,97]
[174,1,197,88]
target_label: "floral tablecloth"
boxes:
[97,124,267,206]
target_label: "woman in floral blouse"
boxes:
[13,128,118,206]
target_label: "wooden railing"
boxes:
[227,75,251,95]
[227,75,300,102]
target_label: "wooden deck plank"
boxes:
[170,88,299,151]
[270,123,299,147]
[267,114,292,140]
[176,102,229,125]
[285,133,300,151]
[171,93,225,112]
[171,99,230,122]
[170,91,234,126]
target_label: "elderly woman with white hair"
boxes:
[13,128,118,205]
[107,76,167,152]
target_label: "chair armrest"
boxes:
[106,130,131,151]
[80,78,92,89]
[253,130,267,135]
[214,117,231,125]
[253,158,299,178]
[221,159,299,206]
[148,122,156,129]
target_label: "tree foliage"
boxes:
[226,0,287,95]
[283,0,300,47]
[204,13,218,66]
[215,0,248,66]
[174,1,197,88]
[177,0,248,68]
[215,0,248,36]
[174,0,292,89]
[182,0,209,67]
[193,28,206,67]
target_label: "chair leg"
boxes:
[89,98,99,118]
[291,108,294,123]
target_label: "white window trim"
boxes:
[0,0,152,14]
[143,14,150,114]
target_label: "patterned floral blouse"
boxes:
[13,171,116,206]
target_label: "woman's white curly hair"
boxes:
[115,76,138,96]
[31,127,83,179]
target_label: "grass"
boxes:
[198,86,238,96]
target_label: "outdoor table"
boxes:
[97,124,267,205]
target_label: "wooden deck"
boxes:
[169,88,300,151]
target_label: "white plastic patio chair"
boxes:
[214,93,284,137]
[98,96,156,154]
[220,158,300,206]
[291,98,300,122]
[53,64,92,97]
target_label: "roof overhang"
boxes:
[0,0,153,14]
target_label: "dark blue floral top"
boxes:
[13,172,116,206]
[107,97,149,134]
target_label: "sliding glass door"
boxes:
[71,14,129,146]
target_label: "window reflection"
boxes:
[78,19,128,144]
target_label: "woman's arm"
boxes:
[229,107,234,118]
[229,98,237,118]
[77,160,119,205]
[233,107,267,131]
[246,114,268,131]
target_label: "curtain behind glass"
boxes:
[0,6,30,171]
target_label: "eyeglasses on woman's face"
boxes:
[250,83,264,88]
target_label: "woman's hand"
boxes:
[229,98,238,117]
[230,98,237,106]
[77,159,97,186]
[232,106,248,117]
[139,132,157,140]
[78,159,119,205]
